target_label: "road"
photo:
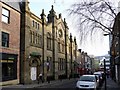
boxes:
[2,78,103,90]
[2,79,77,90]
[36,79,77,88]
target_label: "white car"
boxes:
[76,75,98,90]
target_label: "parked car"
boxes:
[76,75,98,90]
[94,71,104,85]
[94,74,100,86]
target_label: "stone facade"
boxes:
[20,1,77,84]
[0,1,93,85]
[0,0,95,86]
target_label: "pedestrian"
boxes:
[69,75,71,80]
[90,71,93,75]
[106,70,109,78]
[38,73,43,84]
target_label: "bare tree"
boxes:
[67,0,118,44]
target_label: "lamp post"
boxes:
[104,59,107,90]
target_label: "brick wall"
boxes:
[1,3,20,85]
[1,8,20,54]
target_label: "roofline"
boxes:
[1,1,21,13]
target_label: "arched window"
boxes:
[47,32,51,50]
[39,35,42,48]
[58,58,60,70]
[33,32,35,44]
[32,20,34,27]
[62,41,65,53]
[58,39,60,52]
[35,33,37,44]
[30,30,32,43]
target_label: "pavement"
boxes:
[1,78,77,89]
[101,77,120,90]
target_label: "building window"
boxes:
[32,20,40,30]
[2,32,9,47]
[30,31,32,43]
[61,59,65,70]
[1,53,17,81]
[60,58,62,70]
[39,35,42,47]
[58,58,65,71]
[32,31,34,43]
[35,33,37,44]
[47,33,51,50]
[58,58,61,70]
[32,20,34,27]
[58,58,60,70]
[2,7,10,23]
[30,31,42,47]
[58,39,61,52]
[62,43,64,53]
[58,42,60,52]
[38,23,39,29]
[33,32,35,44]
[35,22,37,28]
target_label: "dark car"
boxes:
[94,71,104,86]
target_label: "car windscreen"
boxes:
[79,76,95,82]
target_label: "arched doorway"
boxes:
[29,57,41,82]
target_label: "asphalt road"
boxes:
[2,79,77,90]
[2,78,103,90]
[36,79,77,88]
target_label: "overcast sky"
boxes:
[28,0,119,56]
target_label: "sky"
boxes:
[28,0,119,56]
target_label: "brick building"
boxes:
[20,1,77,84]
[0,0,91,85]
[0,1,21,85]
